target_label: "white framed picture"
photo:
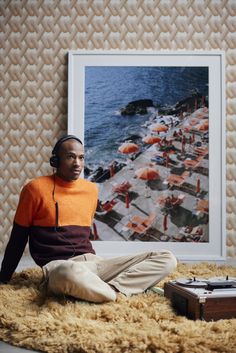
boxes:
[68,50,225,261]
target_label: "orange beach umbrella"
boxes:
[195,120,208,131]
[189,118,199,126]
[118,142,139,154]
[135,167,160,181]
[150,124,168,133]
[142,135,162,144]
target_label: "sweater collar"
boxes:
[53,174,81,188]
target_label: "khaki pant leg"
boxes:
[71,253,104,262]
[97,251,177,296]
[46,260,116,303]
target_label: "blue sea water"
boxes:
[84,66,208,174]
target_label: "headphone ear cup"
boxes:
[50,155,59,168]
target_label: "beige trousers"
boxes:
[43,251,177,303]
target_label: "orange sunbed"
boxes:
[166,171,189,187]
[126,213,156,234]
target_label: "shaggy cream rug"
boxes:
[0,263,236,353]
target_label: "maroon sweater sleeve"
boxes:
[0,222,29,283]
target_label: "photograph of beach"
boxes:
[84,66,209,243]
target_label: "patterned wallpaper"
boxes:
[0,0,235,259]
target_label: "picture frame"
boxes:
[68,50,225,262]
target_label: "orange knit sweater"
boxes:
[0,175,99,282]
[15,175,98,228]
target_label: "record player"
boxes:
[164,276,236,321]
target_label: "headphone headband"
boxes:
[50,134,83,168]
[52,135,83,156]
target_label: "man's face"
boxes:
[56,139,84,181]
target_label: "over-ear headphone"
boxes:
[49,134,83,168]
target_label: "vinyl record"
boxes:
[206,277,236,288]
[207,276,236,282]
[175,278,207,287]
